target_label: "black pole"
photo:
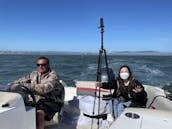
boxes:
[91,18,114,129]
[100,18,104,50]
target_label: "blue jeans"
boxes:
[109,99,131,118]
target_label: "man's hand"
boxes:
[9,83,21,91]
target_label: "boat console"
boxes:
[0,91,36,129]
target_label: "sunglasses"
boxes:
[36,63,47,67]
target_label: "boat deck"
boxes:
[46,121,111,129]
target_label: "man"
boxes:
[9,56,64,129]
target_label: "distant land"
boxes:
[0,50,172,56]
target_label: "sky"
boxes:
[0,0,172,52]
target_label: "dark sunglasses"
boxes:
[36,63,47,67]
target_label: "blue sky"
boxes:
[0,0,172,52]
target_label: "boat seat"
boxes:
[76,81,113,97]
[144,85,172,111]
[45,112,59,126]
[144,85,166,108]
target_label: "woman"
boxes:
[101,65,147,118]
[116,65,147,107]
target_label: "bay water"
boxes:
[0,54,172,93]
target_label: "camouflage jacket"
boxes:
[10,70,64,103]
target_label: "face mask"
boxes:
[120,72,129,80]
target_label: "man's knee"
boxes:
[37,110,45,119]
[36,110,45,129]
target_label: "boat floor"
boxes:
[46,123,77,129]
[46,122,111,129]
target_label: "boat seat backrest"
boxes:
[76,81,113,97]
[144,85,172,111]
[144,85,166,108]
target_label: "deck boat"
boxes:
[0,80,172,129]
[1,18,172,129]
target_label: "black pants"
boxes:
[36,99,62,121]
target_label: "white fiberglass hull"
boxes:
[1,81,172,129]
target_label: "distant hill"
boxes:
[0,50,95,55]
[0,50,172,56]
[109,51,172,56]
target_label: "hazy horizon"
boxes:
[1,50,172,56]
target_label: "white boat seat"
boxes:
[45,112,59,126]
[144,85,172,111]
[76,81,114,97]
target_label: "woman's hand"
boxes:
[132,85,143,93]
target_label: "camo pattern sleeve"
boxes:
[29,70,61,95]
[8,74,32,88]
[9,70,61,96]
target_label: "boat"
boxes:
[0,79,172,129]
[1,18,172,129]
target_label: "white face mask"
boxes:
[120,72,129,80]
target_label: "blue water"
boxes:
[0,54,172,92]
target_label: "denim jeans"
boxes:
[109,99,131,118]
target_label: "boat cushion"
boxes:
[76,81,113,97]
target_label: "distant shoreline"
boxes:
[0,50,172,56]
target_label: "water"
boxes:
[0,54,172,93]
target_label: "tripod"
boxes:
[91,18,112,129]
